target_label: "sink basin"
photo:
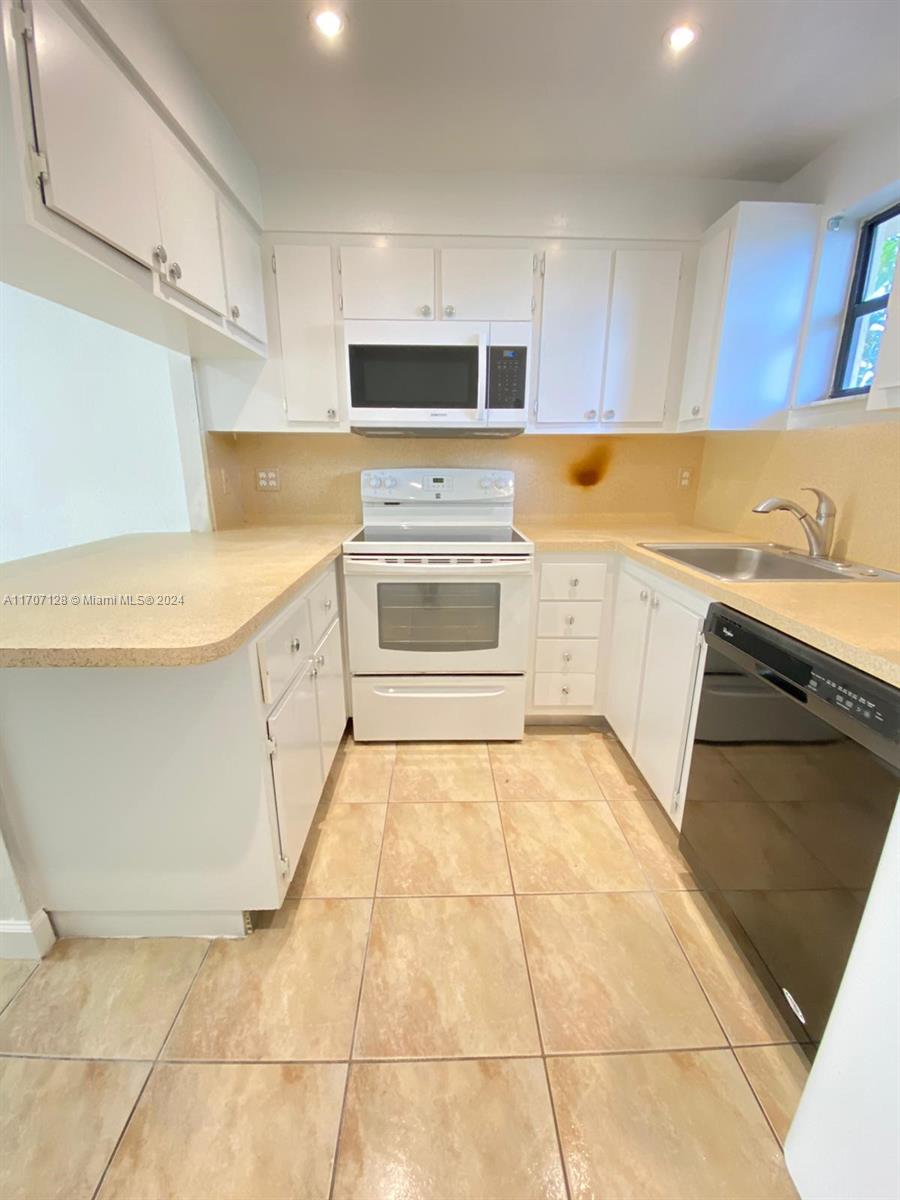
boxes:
[641,543,900,583]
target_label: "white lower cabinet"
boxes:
[606,565,706,824]
[313,620,347,776]
[531,557,608,714]
[267,662,323,879]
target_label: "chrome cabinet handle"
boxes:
[315,654,325,667]
[691,405,701,417]
[584,409,597,420]
[650,596,660,609]
[602,409,615,421]
[561,685,570,696]
[420,304,432,317]
[324,599,333,610]
[639,589,649,602]
[570,577,580,587]
[168,262,182,282]
[444,304,455,317]
[565,615,576,626]
[231,304,240,320]
[562,652,572,663]
[290,637,302,652]
[152,243,167,265]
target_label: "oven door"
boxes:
[346,320,488,431]
[343,556,532,674]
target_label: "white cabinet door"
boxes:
[267,663,323,877]
[634,593,703,811]
[601,250,682,425]
[340,247,435,319]
[314,620,346,778]
[151,123,226,314]
[536,248,612,424]
[219,202,267,343]
[605,570,650,752]
[678,225,731,423]
[275,245,341,424]
[29,0,160,267]
[440,249,534,320]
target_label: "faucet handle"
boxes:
[800,488,836,519]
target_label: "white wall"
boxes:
[77,0,263,225]
[263,169,777,239]
[780,99,900,408]
[0,282,207,562]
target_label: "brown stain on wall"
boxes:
[568,443,612,488]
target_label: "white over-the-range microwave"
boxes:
[345,320,531,436]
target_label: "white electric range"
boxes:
[342,468,534,741]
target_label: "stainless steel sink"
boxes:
[640,543,900,582]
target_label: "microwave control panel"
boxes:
[487,347,527,410]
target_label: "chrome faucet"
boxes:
[752,488,836,558]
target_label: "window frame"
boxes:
[832,200,900,398]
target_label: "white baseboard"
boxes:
[50,910,248,939]
[0,909,56,959]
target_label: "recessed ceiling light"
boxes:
[665,23,699,53]
[311,8,344,38]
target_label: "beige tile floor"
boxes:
[0,727,806,1200]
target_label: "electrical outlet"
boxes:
[678,467,692,489]
[256,468,280,491]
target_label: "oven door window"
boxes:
[349,345,478,410]
[377,582,500,652]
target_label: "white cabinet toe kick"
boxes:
[351,675,526,742]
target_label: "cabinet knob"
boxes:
[152,243,167,266]
[691,405,701,417]
[315,653,325,667]
[562,652,572,663]
[602,409,615,421]
[230,304,240,320]
[420,304,432,317]
[639,589,649,602]
[561,685,570,696]
[326,408,337,420]
[650,596,660,609]
[584,410,597,420]
[168,262,182,282]
[290,637,302,652]
[444,304,455,317]
[570,577,580,587]
[565,615,576,626]
[324,598,333,610]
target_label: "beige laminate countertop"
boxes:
[1,519,898,685]
[0,525,357,667]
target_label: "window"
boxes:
[833,201,900,396]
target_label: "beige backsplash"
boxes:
[206,432,706,525]
[207,421,900,571]
[694,423,900,571]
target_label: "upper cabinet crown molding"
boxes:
[678,201,821,430]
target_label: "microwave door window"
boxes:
[349,345,478,410]
[377,582,500,651]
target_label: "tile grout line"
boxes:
[729,1043,791,1151]
[491,755,574,1200]
[89,938,213,1200]
[325,732,394,1200]
[0,962,39,1021]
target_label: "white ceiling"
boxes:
[152,0,900,183]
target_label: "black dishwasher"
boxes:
[680,604,899,1054]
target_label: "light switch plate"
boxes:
[256,468,280,491]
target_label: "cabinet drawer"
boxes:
[257,598,312,705]
[308,567,339,646]
[534,638,599,673]
[540,562,607,601]
[537,601,603,638]
[534,673,597,708]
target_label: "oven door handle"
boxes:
[343,558,533,576]
[372,684,508,699]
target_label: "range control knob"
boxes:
[384,476,398,489]
[369,476,383,489]
[480,477,493,489]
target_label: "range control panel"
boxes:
[361,467,515,503]
[487,346,527,411]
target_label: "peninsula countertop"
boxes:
[2,519,898,685]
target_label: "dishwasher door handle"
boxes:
[757,667,808,705]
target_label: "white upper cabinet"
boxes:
[28,0,161,268]
[601,249,682,425]
[440,249,535,320]
[218,201,267,344]
[678,201,820,429]
[339,247,435,319]
[275,244,341,424]
[151,123,227,315]
[536,248,612,425]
